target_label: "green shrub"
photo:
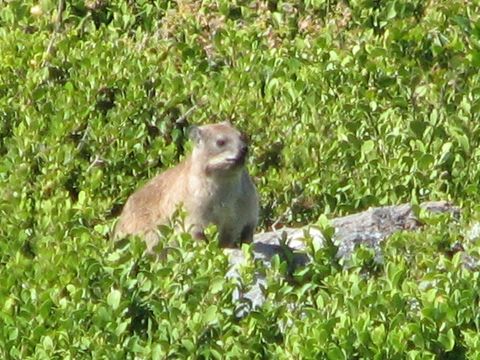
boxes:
[2,0,480,358]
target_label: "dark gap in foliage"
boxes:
[87,1,114,29]
[173,121,190,161]
[260,78,266,98]
[86,272,109,301]
[196,324,224,350]
[47,64,71,85]
[267,0,278,12]
[79,143,92,163]
[126,1,167,33]
[261,194,288,229]
[143,78,159,99]
[291,196,319,225]
[30,84,51,113]
[0,111,14,156]
[69,2,89,18]
[20,154,43,260]
[227,6,242,21]
[258,140,283,171]
[445,242,465,259]
[68,122,88,145]
[96,86,117,113]
[64,168,81,202]
[138,108,162,146]
[208,58,227,72]
[120,152,146,177]
[127,299,157,338]
[108,203,123,220]
[23,25,38,34]
[21,238,36,259]
[413,2,427,22]
[158,103,193,160]
[146,121,160,139]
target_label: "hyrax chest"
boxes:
[185,174,241,228]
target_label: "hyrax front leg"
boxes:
[218,223,255,248]
[218,226,238,248]
[240,223,255,244]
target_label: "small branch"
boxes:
[41,0,66,66]
[75,124,90,151]
[86,155,107,172]
[175,104,199,125]
[271,205,291,232]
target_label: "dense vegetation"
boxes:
[2,0,480,358]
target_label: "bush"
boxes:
[2,0,480,358]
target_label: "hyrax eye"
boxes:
[216,139,226,147]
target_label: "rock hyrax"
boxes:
[113,122,259,251]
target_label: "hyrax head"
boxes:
[189,122,249,174]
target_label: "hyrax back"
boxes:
[113,122,259,251]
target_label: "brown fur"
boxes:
[113,122,259,252]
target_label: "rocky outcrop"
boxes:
[227,201,461,316]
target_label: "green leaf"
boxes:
[386,262,405,288]
[361,140,375,154]
[456,133,470,153]
[42,335,53,350]
[410,121,427,138]
[107,288,121,310]
[371,324,386,346]
[151,344,164,360]
[203,305,218,325]
[210,277,225,294]
[386,2,397,20]
[438,328,455,352]
[78,190,86,206]
[181,339,195,353]
[327,346,345,360]
[115,320,129,336]
[418,153,435,171]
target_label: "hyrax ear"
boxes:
[188,125,203,144]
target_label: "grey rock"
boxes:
[227,201,460,315]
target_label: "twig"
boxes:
[175,104,199,125]
[75,124,90,151]
[271,205,291,233]
[41,0,66,67]
[86,155,107,172]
